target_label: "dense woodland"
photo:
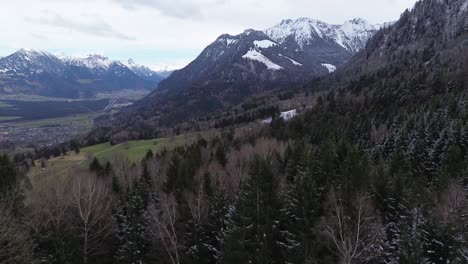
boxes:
[1,0,468,263]
[1,83,467,263]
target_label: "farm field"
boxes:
[0,116,21,121]
[0,99,109,122]
[28,131,215,178]
[10,111,109,129]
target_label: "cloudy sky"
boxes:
[0,0,417,70]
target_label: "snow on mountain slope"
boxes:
[60,54,113,72]
[279,54,302,66]
[253,40,278,49]
[114,16,384,128]
[321,63,336,73]
[265,18,331,48]
[0,49,65,76]
[242,49,283,70]
[56,53,162,81]
[0,49,164,97]
[265,17,378,52]
[154,16,380,101]
[122,59,164,82]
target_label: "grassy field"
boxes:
[0,101,14,108]
[81,132,209,164]
[0,116,21,121]
[0,94,96,102]
[11,111,110,129]
[28,131,215,178]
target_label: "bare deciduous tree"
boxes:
[28,172,71,234]
[70,173,115,264]
[322,190,383,264]
[435,181,466,224]
[112,153,138,193]
[185,171,209,223]
[0,204,33,264]
[149,193,180,264]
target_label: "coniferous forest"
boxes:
[1,86,467,263]
[1,0,468,263]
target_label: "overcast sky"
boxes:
[0,0,417,70]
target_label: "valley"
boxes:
[0,90,148,149]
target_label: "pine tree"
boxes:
[114,180,150,263]
[184,220,214,264]
[208,190,231,261]
[220,156,284,264]
[165,154,182,193]
[277,186,303,263]
[215,144,227,167]
[396,207,426,264]
[145,149,154,160]
[89,157,103,174]
[0,155,17,194]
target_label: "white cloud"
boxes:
[27,11,135,40]
[0,0,417,66]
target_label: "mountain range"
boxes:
[0,50,165,98]
[127,17,380,125]
[311,0,468,96]
[88,0,468,142]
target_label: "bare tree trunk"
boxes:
[70,173,114,264]
[0,204,34,264]
[322,189,382,264]
[149,193,180,264]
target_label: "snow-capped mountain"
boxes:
[132,17,381,124]
[59,54,163,82]
[320,0,468,93]
[123,59,164,83]
[0,49,65,76]
[0,50,164,98]
[154,17,379,95]
[60,54,113,73]
[265,18,378,52]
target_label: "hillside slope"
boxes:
[311,0,468,99]
[117,18,379,129]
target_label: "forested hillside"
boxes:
[1,0,467,263]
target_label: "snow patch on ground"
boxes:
[280,109,297,120]
[242,50,283,70]
[254,40,277,49]
[261,109,298,124]
[261,117,273,124]
[279,54,302,66]
[226,38,238,46]
[321,63,336,73]
[461,0,468,12]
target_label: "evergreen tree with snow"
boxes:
[220,156,284,264]
[114,179,151,264]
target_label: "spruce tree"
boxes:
[115,178,151,263]
[89,157,103,173]
[221,156,284,264]
[0,155,17,194]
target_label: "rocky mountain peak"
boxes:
[264,17,379,52]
